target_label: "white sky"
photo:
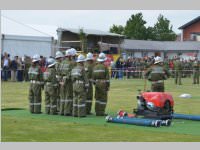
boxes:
[1,10,200,38]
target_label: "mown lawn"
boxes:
[1,78,200,142]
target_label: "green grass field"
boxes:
[1,78,200,142]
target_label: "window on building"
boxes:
[129,52,134,57]
[190,34,196,41]
[190,34,200,41]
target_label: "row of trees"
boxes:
[109,13,177,41]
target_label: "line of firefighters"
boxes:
[28,48,110,117]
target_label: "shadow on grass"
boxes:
[1,108,26,111]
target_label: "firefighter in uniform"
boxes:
[28,54,43,114]
[67,48,77,115]
[43,58,58,115]
[59,49,73,116]
[70,48,78,62]
[84,52,94,114]
[174,57,183,85]
[145,56,170,92]
[71,54,89,117]
[93,53,110,116]
[193,58,200,84]
[55,51,64,112]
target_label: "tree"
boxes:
[109,24,124,35]
[146,27,156,40]
[153,14,176,41]
[124,13,147,40]
[79,28,87,53]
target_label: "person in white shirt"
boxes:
[2,53,10,81]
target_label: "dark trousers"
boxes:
[111,69,116,78]
[2,66,9,81]
[17,70,23,81]
[24,69,29,81]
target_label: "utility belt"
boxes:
[95,79,110,83]
[151,80,164,84]
[45,82,58,86]
[30,80,43,84]
[56,75,61,79]
[59,76,70,85]
[75,80,84,84]
[89,79,94,82]
[62,76,68,79]
[193,70,199,72]
[62,75,71,80]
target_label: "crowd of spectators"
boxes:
[111,56,196,79]
[1,52,47,82]
[1,52,197,81]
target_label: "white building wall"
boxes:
[2,35,53,58]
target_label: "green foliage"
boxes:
[109,13,176,41]
[79,28,88,53]
[146,26,156,40]
[109,24,124,35]
[124,13,147,40]
[153,14,177,41]
[2,79,200,141]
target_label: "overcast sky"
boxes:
[1,10,200,38]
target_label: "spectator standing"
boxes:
[24,56,31,81]
[10,56,18,82]
[110,61,116,79]
[17,57,23,81]
[126,57,133,79]
[116,57,123,79]
[2,52,10,81]
[39,56,47,73]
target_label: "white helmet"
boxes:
[55,51,64,59]
[32,54,40,62]
[65,49,72,57]
[85,52,93,61]
[97,52,107,62]
[76,54,85,63]
[47,58,56,68]
[154,56,163,64]
[70,48,77,56]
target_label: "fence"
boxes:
[110,68,197,79]
[1,68,198,81]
